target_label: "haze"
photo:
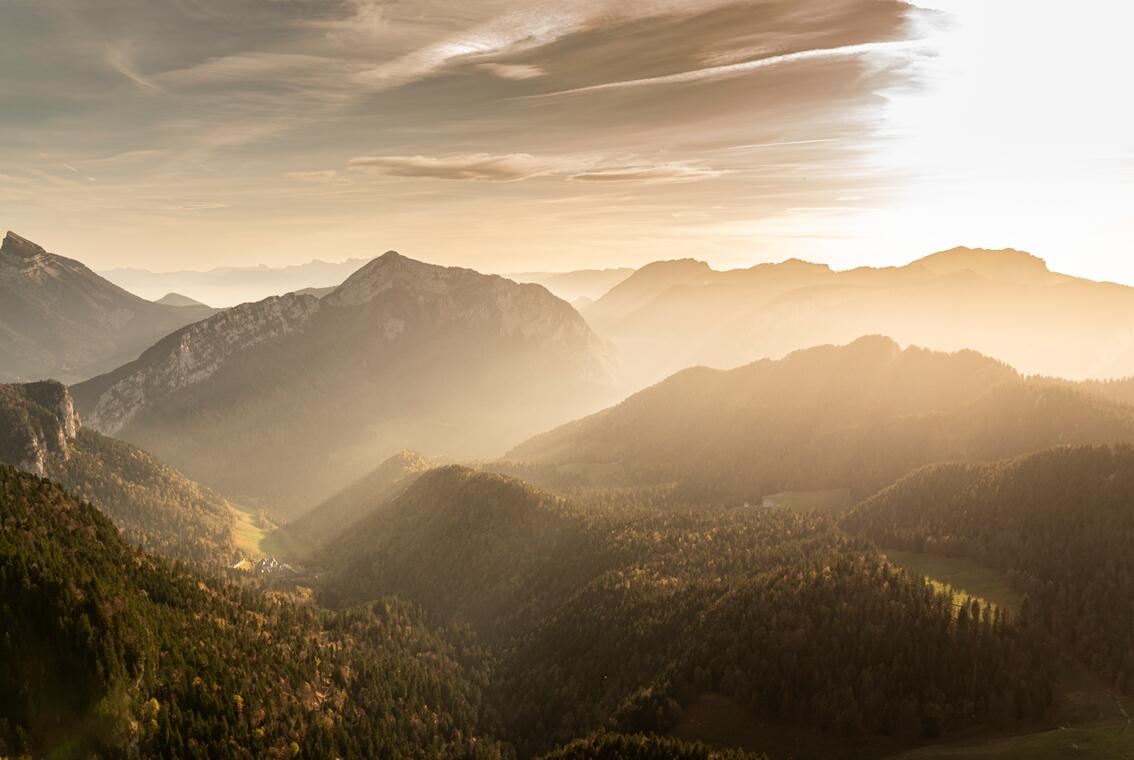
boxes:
[3,0,1131,280]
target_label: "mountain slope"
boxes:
[0,232,217,383]
[842,444,1134,694]
[584,246,1134,391]
[0,381,236,564]
[74,251,615,514]
[0,464,504,759]
[509,337,1134,503]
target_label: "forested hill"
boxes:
[842,444,1134,695]
[0,464,506,759]
[319,466,1053,758]
[0,380,237,565]
[508,336,1134,502]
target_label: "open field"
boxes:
[763,488,853,516]
[229,503,274,559]
[882,549,1023,616]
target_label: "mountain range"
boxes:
[74,252,616,514]
[0,232,217,383]
[583,247,1134,392]
[509,336,1134,503]
[99,256,373,306]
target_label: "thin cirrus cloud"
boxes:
[528,39,919,98]
[343,154,720,183]
[478,62,547,80]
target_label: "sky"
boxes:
[1,0,1132,281]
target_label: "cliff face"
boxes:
[0,381,81,476]
[85,293,320,435]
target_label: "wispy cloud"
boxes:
[348,153,562,181]
[102,43,165,93]
[527,40,917,98]
[344,153,721,184]
[478,62,546,80]
[569,164,722,183]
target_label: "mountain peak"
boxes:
[2,231,48,259]
[324,251,471,307]
[912,246,1053,284]
[155,292,208,308]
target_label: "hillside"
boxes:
[0,381,236,564]
[508,337,1134,503]
[583,247,1134,391]
[842,444,1134,695]
[74,251,616,515]
[274,450,432,558]
[319,467,1052,758]
[0,232,216,383]
[0,464,505,759]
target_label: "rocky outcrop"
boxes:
[0,381,81,476]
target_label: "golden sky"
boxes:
[1,0,1131,279]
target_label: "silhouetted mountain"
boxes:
[0,464,504,759]
[510,267,636,302]
[510,337,1134,503]
[100,256,372,306]
[0,381,236,564]
[154,291,209,308]
[319,466,1051,757]
[584,247,1134,391]
[843,444,1134,694]
[0,232,217,383]
[74,252,615,514]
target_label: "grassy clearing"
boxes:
[228,503,275,559]
[882,549,1023,616]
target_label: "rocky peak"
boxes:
[1,231,47,259]
[0,381,81,477]
[323,251,466,307]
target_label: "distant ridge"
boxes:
[0,232,217,383]
[582,245,1134,391]
[155,291,209,308]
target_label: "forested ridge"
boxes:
[0,464,504,759]
[318,467,1053,757]
[508,338,1134,503]
[843,444,1134,695]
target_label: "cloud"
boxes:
[569,164,722,183]
[285,170,340,183]
[347,153,563,181]
[345,153,722,184]
[162,202,229,212]
[527,40,917,98]
[478,62,546,80]
[157,53,344,88]
[102,43,165,93]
